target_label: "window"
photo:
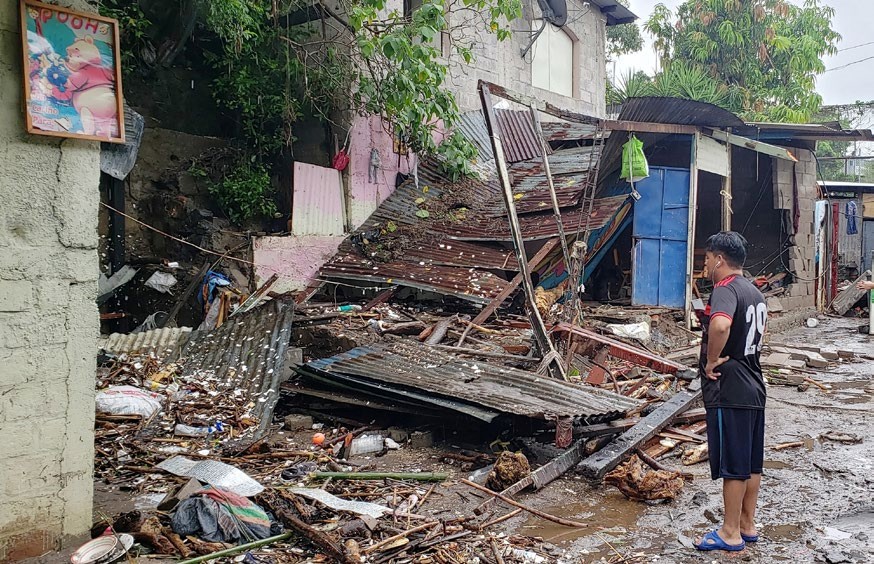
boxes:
[530,20,574,97]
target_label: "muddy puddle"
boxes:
[521,493,645,544]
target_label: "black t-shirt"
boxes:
[698,275,767,410]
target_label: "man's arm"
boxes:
[705,315,732,380]
[857,280,874,291]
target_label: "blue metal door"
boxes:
[631,167,690,308]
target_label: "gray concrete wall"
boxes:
[445,3,607,116]
[773,149,819,310]
[0,0,99,559]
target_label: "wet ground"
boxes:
[40,316,870,563]
[506,315,873,563]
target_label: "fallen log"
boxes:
[635,448,693,480]
[362,522,439,555]
[426,316,456,345]
[460,479,586,528]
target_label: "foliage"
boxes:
[99,0,153,72]
[606,0,643,60]
[814,101,874,181]
[191,159,278,224]
[643,0,840,122]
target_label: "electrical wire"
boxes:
[838,40,874,52]
[825,55,874,73]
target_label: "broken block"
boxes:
[284,414,314,431]
[410,430,434,449]
[387,427,410,443]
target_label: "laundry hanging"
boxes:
[846,200,858,235]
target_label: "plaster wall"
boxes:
[0,0,99,558]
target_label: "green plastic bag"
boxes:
[621,135,649,182]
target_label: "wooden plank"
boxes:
[160,262,210,328]
[705,129,798,162]
[480,83,564,380]
[553,323,692,375]
[577,379,702,481]
[471,239,560,326]
[831,270,872,315]
[685,134,700,329]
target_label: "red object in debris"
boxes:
[312,432,326,446]
[332,150,350,171]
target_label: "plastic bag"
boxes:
[96,385,163,418]
[621,135,649,182]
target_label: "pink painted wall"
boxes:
[252,235,343,293]
[347,115,417,229]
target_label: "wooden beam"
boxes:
[577,379,702,480]
[705,129,797,162]
[721,144,733,230]
[471,240,560,326]
[479,80,600,125]
[553,323,692,375]
[161,262,210,328]
[529,107,572,271]
[603,120,699,135]
[479,83,565,380]
[685,133,700,330]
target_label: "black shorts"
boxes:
[706,407,765,480]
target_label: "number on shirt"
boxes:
[744,303,767,355]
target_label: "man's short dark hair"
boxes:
[705,231,748,267]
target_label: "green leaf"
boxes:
[415,209,430,219]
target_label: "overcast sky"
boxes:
[614,0,874,113]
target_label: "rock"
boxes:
[823,548,851,563]
[283,414,314,431]
[487,451,531,491]
[690,491,708,506]
[704,508,721,524]
[410,430,434,449]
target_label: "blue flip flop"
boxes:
[694,530,746,552]
[741,533,760,543]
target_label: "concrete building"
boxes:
[0,0,99,559]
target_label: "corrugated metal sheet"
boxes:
[738,122,874,142]
[539,121,599,142]
[590,0,638,25]
[292,162,346,236]
[836,198,863,268]
[169,300,296,438]
[437,195,629,241]
[456,110,494,160]
[496,109,548,163]
[301,340,640,422]
[618,97,745,128]
[320,256,509,303]
[99,327,192,360]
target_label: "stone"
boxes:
[283,414,314,431]
[410,430,434,449]
[767,297,784,313]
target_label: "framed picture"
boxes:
[19,0,125,143]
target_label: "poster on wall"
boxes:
[19,0,125,143]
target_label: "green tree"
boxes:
[643,0,840,122]
[606,0,643,61]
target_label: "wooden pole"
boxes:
[685,133,700,330]
[528,107,571,270]
[479,81,565,380]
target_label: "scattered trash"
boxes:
[606,320,651,342]
[144,271,178,293]
[171,486,273,543]
[156,456,264,497]
[288,488,393,519]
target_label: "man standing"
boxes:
[694,232,767,553]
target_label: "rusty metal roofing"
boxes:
[737,122,874,142]
[320,255,509,303]
[99,327,192,360]
[169,300,296,438]
[300,340,640,422]
[539,121,599,142]
[495,109,548,163]
[436,195,628,241]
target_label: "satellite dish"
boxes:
[536,0,567,27]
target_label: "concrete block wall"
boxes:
[443,3,607,116]
[0,0,99,559]
[773,149,818,310]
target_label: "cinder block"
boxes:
[0,281,32,312]
[283,414,314,431]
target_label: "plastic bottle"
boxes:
[174,421,225,437]
[337,304,363,312]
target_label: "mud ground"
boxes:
[33,316,871,563]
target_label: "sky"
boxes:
[613,0,874,110]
